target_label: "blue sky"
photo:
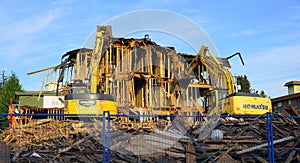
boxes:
[0,0,299,98]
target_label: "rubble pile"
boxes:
[0,115,299,162]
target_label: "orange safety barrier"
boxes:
[7,98,17,127]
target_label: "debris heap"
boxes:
[0,115,299,162]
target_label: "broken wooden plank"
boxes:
[204,139,262,144]
[284,106,300,124]
[251,153,268,163]
[58,134,92,153]
[14,118,52,129]
[213,144,237,161]
[285,150,296,163]
[236,136,295,155]
[296,154,300,162]
[216,153,239,163]
[11,146,26,162]
[186,142,196,163]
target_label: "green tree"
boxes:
[237,75,251,93]
[0,70,7,92]
[260,90,267,98]
[236,75,268,97]
[0,72,23,113]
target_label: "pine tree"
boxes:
[236,75,268,97]
[260,90,267,98]
[237,75,251,93]
[0,72,23,113]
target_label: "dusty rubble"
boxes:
[0,115,299,163]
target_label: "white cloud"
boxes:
[247,45,300,78]
[230,45,300,98]
[0,9,61,63]
[287,5,300,10]
[0,9,60,42]
[105,10,218,54]
[230,29,258,38]
[252,79,288,98]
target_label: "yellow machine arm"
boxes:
[90,26,112,93]
[223,69,235,95]
[186,45,237,116]
[188,45,234,93]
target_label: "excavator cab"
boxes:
[63,79,117,118]
[205,88,228,116]
[55,47,117,118]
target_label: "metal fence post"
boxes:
[102,111,110,163]
[267,112,275,163]
[107,111,110,163]
[102,112,106,162]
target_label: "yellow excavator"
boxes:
[61,26,117,117]
[190,46,272,116]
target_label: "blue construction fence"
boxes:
[0,112,300,163]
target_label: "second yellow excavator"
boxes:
[191,46,272,116]
[60,26,117,117]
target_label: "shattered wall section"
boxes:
[90,37,213,115]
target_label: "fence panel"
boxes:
[0,113,299,162]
